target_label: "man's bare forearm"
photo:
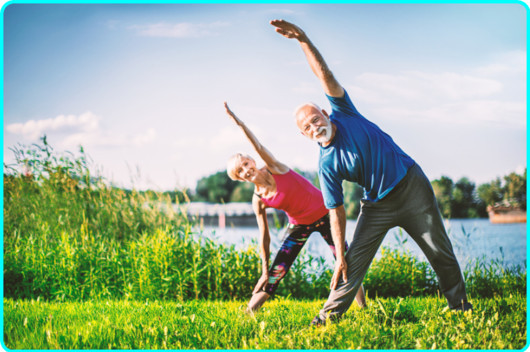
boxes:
[296,36,343,97]
[329,205,347,260]
[298,38,342,97]
[270,19,343,97]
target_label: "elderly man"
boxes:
[270,19,472,324]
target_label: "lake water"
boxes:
[195,219,527,270]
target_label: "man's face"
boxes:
[296,105,333,144]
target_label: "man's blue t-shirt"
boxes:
[318,90,415,208]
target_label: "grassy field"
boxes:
[4,295,526,349]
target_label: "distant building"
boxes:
[181,202,287,228]
[487,202,526,224]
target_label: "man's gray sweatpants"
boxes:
[318,163,468,321]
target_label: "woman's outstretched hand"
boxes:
[252,273,270,294]
[224,102,243,126]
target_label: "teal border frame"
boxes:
[0,1,527,352]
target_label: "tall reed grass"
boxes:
[3,139,331,301]
[3,139,526,302]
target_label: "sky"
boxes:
[2,3,527,192]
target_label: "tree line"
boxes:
[162,168,526,220]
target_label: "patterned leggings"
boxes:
[263,214,347,295]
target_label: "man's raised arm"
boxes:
[270,19,344,98]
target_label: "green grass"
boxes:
[4,295,526,349]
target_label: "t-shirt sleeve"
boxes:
[319,167,344,209]
[326,89,362,118]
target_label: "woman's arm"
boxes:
[252,194,272,293]
[224,102,289,174]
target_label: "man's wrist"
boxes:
[297,34,310,44]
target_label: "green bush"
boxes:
[464,257,526,298]
[364,248,438,298]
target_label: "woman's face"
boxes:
[235,156,258,182]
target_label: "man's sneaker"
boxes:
[452,301,473,312]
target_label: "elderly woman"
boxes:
[224,102,366,312]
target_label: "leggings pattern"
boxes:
[263,214,347,295]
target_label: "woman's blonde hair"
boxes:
[226,153,254,181]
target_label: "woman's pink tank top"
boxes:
[259,169,328,225]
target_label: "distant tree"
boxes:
[431,176,454,218]
[503,169,526,209]
[452,177,478,218]
[195,171,237,203]
[163,189,191,203]
[190,167,524,220]
[230,182,254,202]
[476,169,526,211]
[343,181,364,219]
[477,178,503,207]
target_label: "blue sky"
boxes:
[3,3,527,191]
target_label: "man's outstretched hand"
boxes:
[330,257,348,290]
[270,19,308,42]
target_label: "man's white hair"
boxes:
[293,102,322,119]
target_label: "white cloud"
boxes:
[292,81,321,96]
[261,8,297,15]
[515,164,527,175]
[233,106,290,120]
[6,112,99,140]
[6,112,157,149]
[130,21,230,38]
[132,128,156,146]
[354,71,502,103]
[343,60,526,127]
[475,50,526,76]
[424,72,503,100]
[172,136,207,148]
[62,128,157,149]
[209,126,256,150]
[373,99,525,126]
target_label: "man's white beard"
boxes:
[312,124,332,144]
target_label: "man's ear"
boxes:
[322,109,330,119]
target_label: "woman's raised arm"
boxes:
[224,102,289,174]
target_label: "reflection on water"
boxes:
[195,219,526,270]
